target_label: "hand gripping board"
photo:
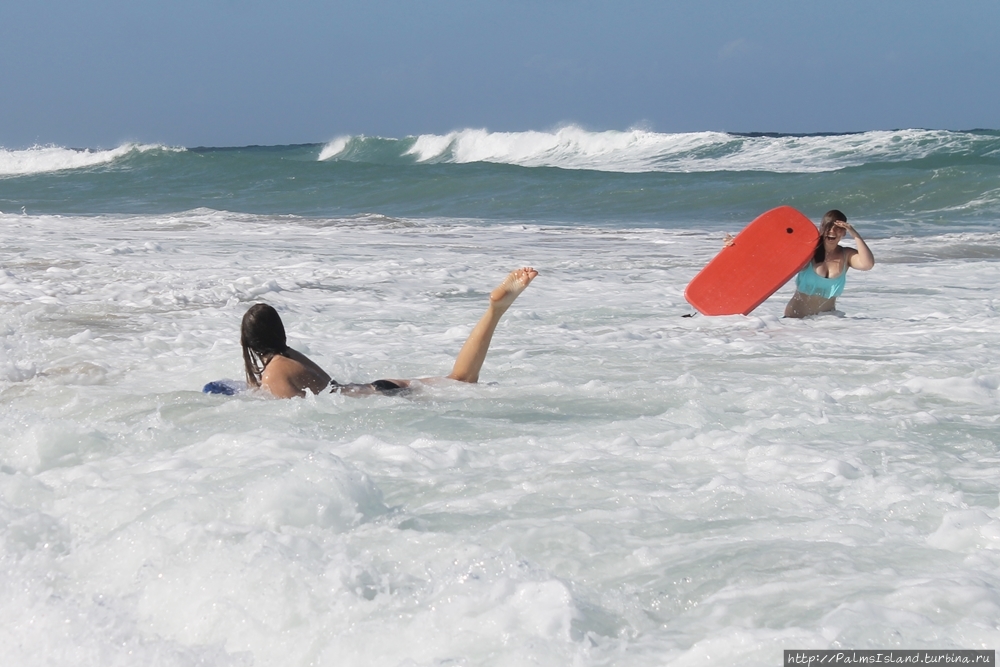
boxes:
[684,206,819,316]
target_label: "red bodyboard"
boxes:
[685,206,818,316]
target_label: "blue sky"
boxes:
[2,0,997,148]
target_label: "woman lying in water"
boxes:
[783,210,875,318]
[240,267,538,398]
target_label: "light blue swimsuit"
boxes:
[795,261,846,299]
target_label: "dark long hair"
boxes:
[813,209,847,264]
[241,304,289,387]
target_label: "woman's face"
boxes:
[823,223,846,243]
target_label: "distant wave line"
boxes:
[318,126,999,174]
[0,144,182,177]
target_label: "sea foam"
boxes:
[2,210,999,665]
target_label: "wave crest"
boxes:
[0,144,181,177]
[319,126,999,174]
[317,137,349,161]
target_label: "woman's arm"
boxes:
[838,222,875,270]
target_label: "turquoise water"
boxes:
[3,128,1000,233]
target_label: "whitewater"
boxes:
[1,128,999,666]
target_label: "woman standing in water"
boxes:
[784,210,875,318]
[240,267,538,398]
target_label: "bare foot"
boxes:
[490,267,538,310]
[446,267,538,383]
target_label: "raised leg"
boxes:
[447,267,538,383]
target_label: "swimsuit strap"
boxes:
[329,379,407,395]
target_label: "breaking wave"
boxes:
[319,126,1000,174]
[0,143,181,177]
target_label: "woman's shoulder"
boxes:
[262,353,304,374]
[260,355,309,398]
[261,351,331,397]
[837,245,858,263]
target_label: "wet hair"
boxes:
[813,209,848,264]
[241,304,289,387]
